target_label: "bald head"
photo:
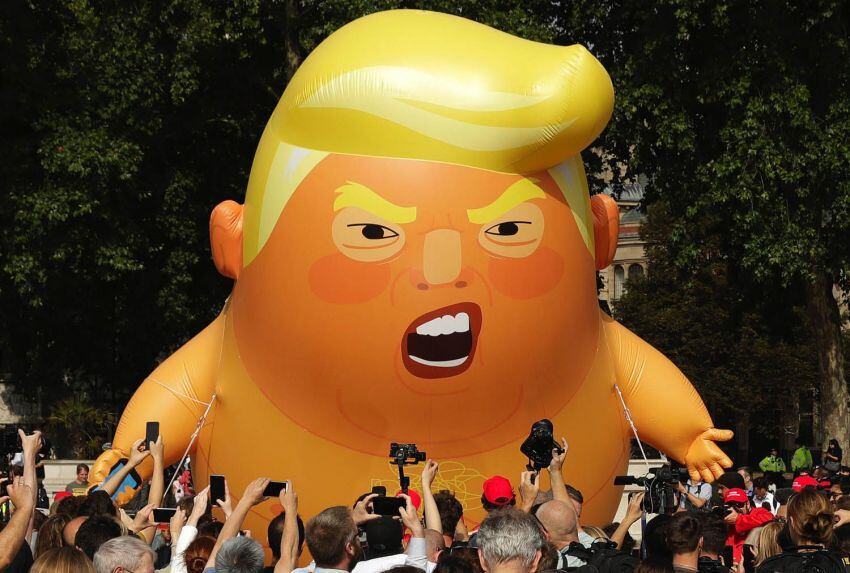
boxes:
[535,500,578,548]
[64,515,88,546]
[424,529,446,561]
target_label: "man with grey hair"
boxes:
[476,507,544,573]
[94,536,156,573]
[216,537,265,573]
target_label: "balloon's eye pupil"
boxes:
[361,224,386,239]
[498,222,519,236]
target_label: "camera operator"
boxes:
[721,488,772,565]
[677,478,712,511]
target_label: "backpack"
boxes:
[562,540,639,573]
[756,547,847,573]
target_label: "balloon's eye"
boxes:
[354,224,399,240]
[478,203,544,259]
[484,222,527,236]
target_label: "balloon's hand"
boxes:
[685,428,734,483]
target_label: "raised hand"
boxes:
[149,435,164,463]
[352,493,379,525]
[548,437,568,473]
[421,460,439,490]
[134,504,157,531]
[128,438,152,468]
[398,494,424,537]
[7,482,33,511]
[519,470,540,511]
[624,492,645,525]
[216,480,233,518]
[280,482,297,515]
[18,430,43,460]
[189,487,210,524]
[242,478,270,507]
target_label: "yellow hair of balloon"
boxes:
[242,9,614,266]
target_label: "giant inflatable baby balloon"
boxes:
[92,10,733,530]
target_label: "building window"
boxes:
[614,265,625,299]
[628,264,645,280]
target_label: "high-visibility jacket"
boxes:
[759,455,786,473]
[791,446,813,471]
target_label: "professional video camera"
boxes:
[613,465,689,514]
[520,419,564,472]
[388,442,425,494]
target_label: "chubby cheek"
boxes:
[487,247,565,299]
[308,254,391,304]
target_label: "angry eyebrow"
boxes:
[467,178,546,224]
[333,181,417,223]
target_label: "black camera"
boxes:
[389,443,425,466]
[614,465,688,514]
[520,419,563,471]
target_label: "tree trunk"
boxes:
[806,272,850,451]
[284,0,303,81]
[781,394,800,456]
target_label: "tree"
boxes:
[581,1,850,447]
[614,201,819,462]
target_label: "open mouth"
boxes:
[401,302,482,379]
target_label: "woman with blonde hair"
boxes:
[753,521,784,566]
[31,546,96,573]
[582,526,611,541]
[34,514,71,559]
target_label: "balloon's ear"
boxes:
[591,194,619,270]
[210,200,244,279]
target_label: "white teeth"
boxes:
[414,312,471,336]
[409,355,469,368]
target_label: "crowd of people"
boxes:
[3,430,850,573]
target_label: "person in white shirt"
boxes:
[751,477,777,514]
[301,493,426,573]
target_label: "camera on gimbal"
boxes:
[389,443,426,466]
[613,465,689,514]
[520,419,564,472]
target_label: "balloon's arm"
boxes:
[90,311,224,502]
[602,312,733,482]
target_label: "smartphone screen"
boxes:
[210,475,226,505]
[262,481,287,497]
[152,508,176,523]
[145,421,159,450]
[372,496,405,516]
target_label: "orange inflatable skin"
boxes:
[92,154,732,537]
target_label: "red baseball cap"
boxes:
[483,476,515,506]
[723,488,748,504]
[53,491,73,502]
[395,488,422,511]
[793,476,819,492]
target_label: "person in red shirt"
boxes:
[723,488,773,564]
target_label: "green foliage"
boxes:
[614,202,819,441]
[46,396,112,458]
